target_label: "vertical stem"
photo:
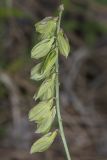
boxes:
[55,4,72,160]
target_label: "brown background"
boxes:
[0,0,107,160]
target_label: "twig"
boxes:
[0,71,22,133]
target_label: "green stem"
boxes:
[55,4,72,160]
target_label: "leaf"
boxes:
[57,30,70,58]
[30,130,57,153]
[29,99,53,122]
[36,106,56,133]
[31,37,54,59]
[33,74,55,100]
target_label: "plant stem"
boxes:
[55,4,72,160]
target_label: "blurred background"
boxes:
[0,0,107,160]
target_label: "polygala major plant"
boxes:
[29,4,71,160]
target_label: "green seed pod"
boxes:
[29,99,53,122]
[31,49,57,81]
[30,63,45,81]
[31,37,54,59]
[40,86,54,101]
[41,49,58,75]
[33,74,55,100]
[35,17,58,35]
[57,30,70,58]
[31,61,56,81]
[36,106,56,134]
[40,74,55,100]
[30,130,57,153]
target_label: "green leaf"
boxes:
[57,30,70,58]
[30,130,57,153]
[29,99,53,122]
[31,37,54,59]
[36,106,56,133]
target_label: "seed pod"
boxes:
[36,106,56,134]
[35,17,52,33]
[57,30,70,58]
[33,74,55,100]
[30,130,57,153]
[40,86,54,101]
[29,99,53,122]
[31,49,57,81]
[40,74,55,100]
[35,17,57,36]
[41,49,58,75]
[30,63,45,81]
[31,37,54,59]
